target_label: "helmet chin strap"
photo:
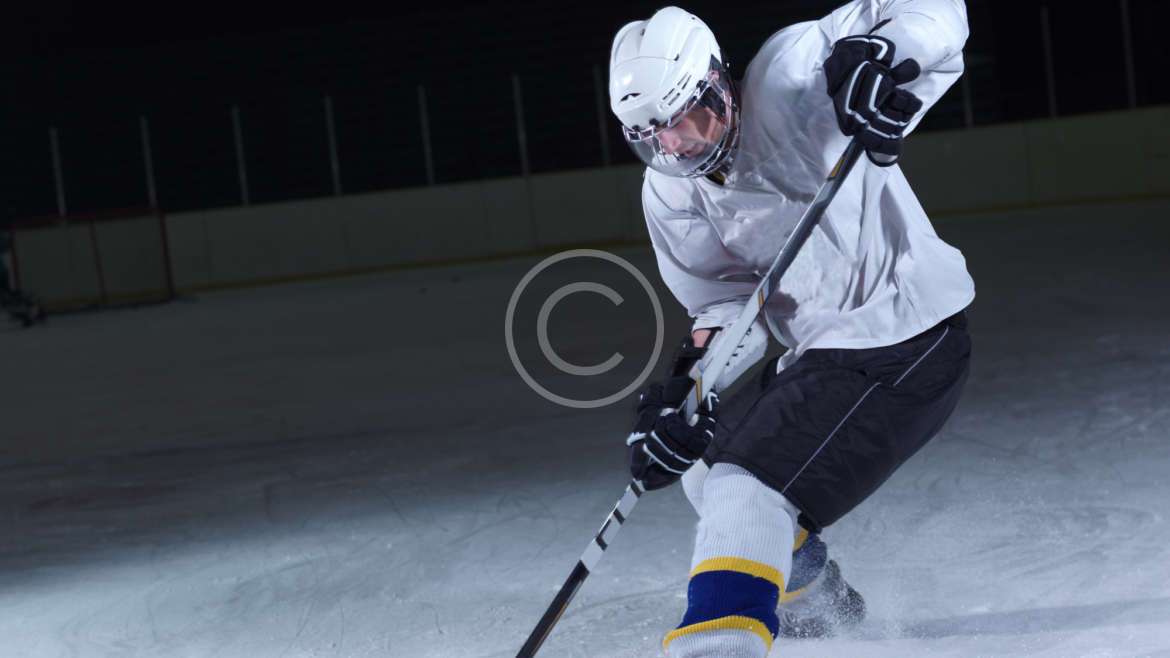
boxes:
[705,169,729,186]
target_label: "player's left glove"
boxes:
[625,332,722,490]
[626,386,719,491]
[823,34,923,166]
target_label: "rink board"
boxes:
[12,213,173,310]
[153,106,1170,295]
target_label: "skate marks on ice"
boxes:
[861,596,1170,640]
[774,599,1170,658]
[0,418,590,658]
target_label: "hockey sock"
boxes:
[782,528,828,603]
[664,463,799,658]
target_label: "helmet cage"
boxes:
[620,58,739,178]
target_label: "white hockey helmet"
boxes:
[609,7,739,178]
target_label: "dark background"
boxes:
[3,1,1167,220]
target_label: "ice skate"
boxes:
[778,560,866,639]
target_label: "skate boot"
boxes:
[777,560,865,638]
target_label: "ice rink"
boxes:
[2,198,1169,657]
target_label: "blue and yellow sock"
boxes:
[664,464,800,658]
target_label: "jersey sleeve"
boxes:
[641,177,756,332]
[819,0,969,134]
[651,246,752,331]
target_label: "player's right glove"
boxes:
[823,34,923,166]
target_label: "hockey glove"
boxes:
[627,388,719,491]
[823,34,923,166]
[625,334,718,490]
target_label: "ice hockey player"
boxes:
[612,2,974,655]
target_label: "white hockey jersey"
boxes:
[642,0,976,371]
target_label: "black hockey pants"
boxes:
[705,310,971,531]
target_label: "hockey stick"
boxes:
[515,136,866,657]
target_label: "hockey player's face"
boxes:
[622,71,735,178]
[658,106,723,158]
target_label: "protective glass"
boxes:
[622,66,737,178]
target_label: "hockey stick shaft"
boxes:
[516,137,865,657]
[516,480,644,658]
[682,137,865,416]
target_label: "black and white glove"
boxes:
[823,34,923,166]
[627,386,719,491]
[625,334,719,490]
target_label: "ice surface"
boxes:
[1,199,1169,657]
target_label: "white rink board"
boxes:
[153,106,1170,295]
[12,214,171,308]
